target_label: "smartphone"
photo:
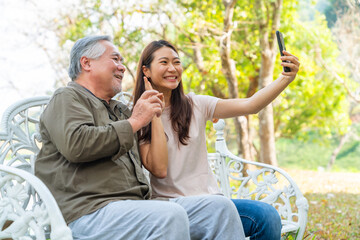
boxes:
[276,31,291,72]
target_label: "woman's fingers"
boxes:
[144,76,153,91]
[280,50,300,75]
[281,51,300,65]
[143,76,165,112]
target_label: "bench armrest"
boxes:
[0,165,72,240]
[210,119,309,240]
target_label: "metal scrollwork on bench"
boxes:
[0,96,72,240]
[208,119,309,239]
[0,166,72,240]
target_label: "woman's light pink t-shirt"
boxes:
[150,93,222,198]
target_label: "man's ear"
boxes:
[80,56,91,72]
[142,65,150,78]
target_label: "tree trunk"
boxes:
[255,0,282,165]
[192,42,208,90]
[327,133,350,170]
[247,74,259,161]
[220,0,252,160]
[238,116,251,160]
[258,48,277,165]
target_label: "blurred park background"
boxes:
[0,0,359,239]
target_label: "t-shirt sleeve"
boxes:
[188,92,219,121]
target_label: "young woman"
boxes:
[133,40,300,240]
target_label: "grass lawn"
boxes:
[222,132,360,239]
[283,169,360,239]
[276,136,360,239]
[304,193,360,239]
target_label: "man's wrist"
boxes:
[127,118,142,133]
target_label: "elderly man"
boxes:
[35,35,245,240]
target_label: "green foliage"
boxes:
[54,0,170,86]
[62,14,93,42]
[274,11,350,140]
[173,0,350,142]
[49,0,351,146]
[276,132,360,172]
[323,0,352,28]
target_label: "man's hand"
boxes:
[128,78,164,132]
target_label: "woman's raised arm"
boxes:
[139,77,168,178]
[213,51,300,119]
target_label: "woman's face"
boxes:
[143,46,183,93]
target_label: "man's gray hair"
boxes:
[68,35,112,81]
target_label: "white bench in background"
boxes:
[0,95,308,240]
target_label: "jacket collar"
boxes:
[67,81,132,118]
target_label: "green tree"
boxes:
[324,1,360,169]
[158,0,348,165]
[323,0,352,28]
[37,0,349,165]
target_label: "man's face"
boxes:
[90,40,125,98]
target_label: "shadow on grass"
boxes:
[337,142,360,159]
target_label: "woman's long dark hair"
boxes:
[133,40,193,145]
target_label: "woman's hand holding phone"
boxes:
[280,50,300,79]
[276,31,300,80]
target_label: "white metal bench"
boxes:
[0,95,308,240]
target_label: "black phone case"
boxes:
[276,31,291,72]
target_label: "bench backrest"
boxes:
[0,93,132,169]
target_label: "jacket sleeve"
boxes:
[41,90,134,163]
